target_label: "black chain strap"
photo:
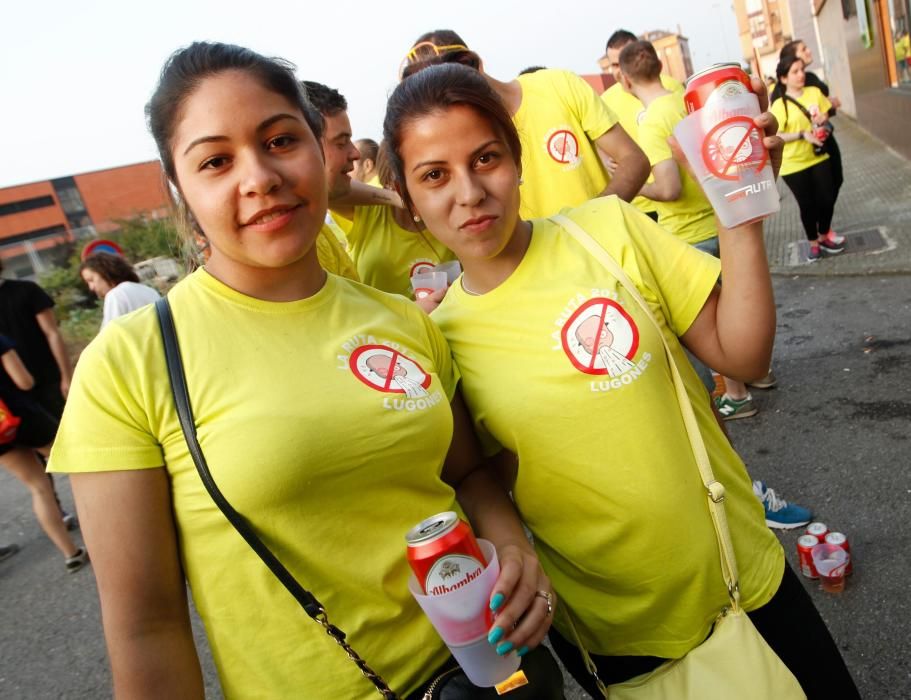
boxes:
[155,298,399,700]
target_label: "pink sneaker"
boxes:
[824,230,845,246]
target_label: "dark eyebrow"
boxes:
[182,113,302,156]
[411,139,501,173]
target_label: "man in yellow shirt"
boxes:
[400,29,650,218]
[352,137,381,186]
[601,29,684,219]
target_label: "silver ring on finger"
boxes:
[535,590,553,616]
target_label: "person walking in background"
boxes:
[400,29,650,218]
[80,253,161,328]
[0,335,87,572]
[771,54,844,263]
[773,39,844,201]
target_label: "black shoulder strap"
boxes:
[783,94,814,124]
[154,297,398,700]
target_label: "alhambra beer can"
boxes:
[406,511,487,595]
[797,534,820,579]
[806,522,829,542]
[825,532,853,575]
[683,62,753,114]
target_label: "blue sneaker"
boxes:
[752,481,812,530]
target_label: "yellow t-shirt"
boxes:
[602,76,683,213]
[637,92,717,244]
[315,224,359,281]
[514,69,618,219]
[48,269,458,699]
[324,213,350,246]
[347,205,457,298]
[770,87,833,177]
[433,197,783,658]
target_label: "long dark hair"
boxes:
[383,63,522,215]
[80,252,139,286]
[774,55,804,129]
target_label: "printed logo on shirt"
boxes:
[543,126,582,170]
[350,344,432,398]
[561,298,640,376]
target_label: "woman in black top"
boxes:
[0,334,87,572]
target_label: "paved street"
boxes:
[2,115,910,699]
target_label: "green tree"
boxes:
[109,215,181,261]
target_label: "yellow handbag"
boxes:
[551,215,806,700]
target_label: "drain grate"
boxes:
[788,228,888,265]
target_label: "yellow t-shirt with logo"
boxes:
[514,69,618,219]
[602,76,683,213]
[770,87,833,177]
[346,205,457,298]
[315,224,359,281]
[637,92,717,244]
[433,197,783,658]
[48,269,458,699]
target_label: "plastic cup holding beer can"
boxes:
[411,271,448,301]
[811,543,850,593]
[672,92,779,228]
[408,539,520,686]
[434,260,463,285]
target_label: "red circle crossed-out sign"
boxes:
[701,116,768,182]
[547,130,580,165]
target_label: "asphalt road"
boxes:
[1,274,908,699]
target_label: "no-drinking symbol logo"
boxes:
[349,345,431,398]
[702,116,768,181]
[561,298,639,376]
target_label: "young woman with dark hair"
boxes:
[48,42,556,699]
[79,252,161,327]
[770,56,844,263]
[384,61,859,699]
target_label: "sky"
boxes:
[0,0,740,188]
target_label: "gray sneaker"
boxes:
[714,393,758,420]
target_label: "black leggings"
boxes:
[781,159,838,242]
[549,564,860,699]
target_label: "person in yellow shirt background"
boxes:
[399,29,650,218]
[382,60,859,699]
[770,54,843,263]
[352,137,381,186]
[600,29,683,221]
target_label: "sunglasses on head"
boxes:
[399,42,470,78]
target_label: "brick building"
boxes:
[0,161,167,279]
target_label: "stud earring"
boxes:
[518,177,525,185]
[413,215,422,223]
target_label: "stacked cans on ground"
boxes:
[797,522,853,592]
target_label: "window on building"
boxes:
[0,195,55,217]
[56,187,86,215]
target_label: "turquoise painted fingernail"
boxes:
[496,641,514,656]
[489,593,505,611]
[517,646,529,657]
[487,626,504,644]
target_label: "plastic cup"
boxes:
[410,271,448,300]
[434,261,463,285]
[672,92,780,229]
[408,539,520,687]
[811,543,849,593]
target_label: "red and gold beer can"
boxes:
[683,62,753,114]
[806,522,829,542]
[406,511,487,595]
[825,532,853,575]
[797,534,820,579]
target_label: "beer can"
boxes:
[806,522,829,542]
[683,62,753,114]
[824,532,853,575]
[406,511,487,595]
[797,534,820,579]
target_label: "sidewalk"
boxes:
[764,115,911,275]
